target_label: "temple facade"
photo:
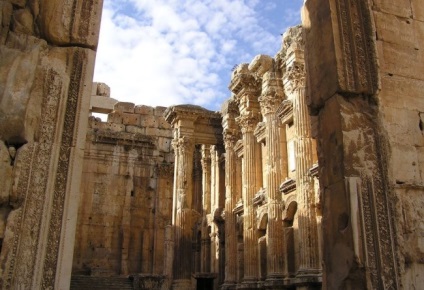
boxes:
[1,0,424,289]
[165,25,322,290]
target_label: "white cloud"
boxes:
[93,0,303,111]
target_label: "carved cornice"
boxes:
[94,130,156,148]
[248,54,274,77]
[309,163,319,178]
[230,73,261,99]
[254,122,266,143]
[253,188,267,206]
[233,199,244,215]
[276,100,293,125]
[234,140,243,157]
[280,178,296,195]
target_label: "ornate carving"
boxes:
[11,68,63,289]
[176,136,194,155]
[42,50,87,288]
[335,0,378,94]
[156,163,174,178]
[284,61,305,95]
[259,72,284,115]
[235,113,260,134]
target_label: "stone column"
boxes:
[236,112,261,288]
[222,131,238,289]
[172,136,195,289]
[200,145,211,273]
[285,59,320,276]
[221,98,240,289]
[258,72,285,284]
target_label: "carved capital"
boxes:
[176,136,194,154]
[259,72,284,115]
[223,129,240,149]
[236,113,260,134]
[284,61,305,95]
[200,145,211,170]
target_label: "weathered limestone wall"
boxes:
[73,100,174,277]
[0,0,103,289]
[303,0,424,288]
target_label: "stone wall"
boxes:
[303,0,424,289]
[0,0,103,289]
[72,100,174,277]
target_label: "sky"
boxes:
[93,0,304,112]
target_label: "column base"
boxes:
[221,281,237,290]
[237,278,257,290]
[172,279,192,290]
[265,276,285,289]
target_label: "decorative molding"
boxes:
[252,188,267,206]
[334,0,378,95]
[280,178,296,195]
[253,122,266,143]
[284,61,306,95]
[156,163,174,178]
[277,100,293,125]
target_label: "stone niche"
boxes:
[72,98,174,280]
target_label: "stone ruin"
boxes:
[0,0,424,290]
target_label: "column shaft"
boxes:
[294,88,320,274]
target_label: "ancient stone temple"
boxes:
[165,25,322,290]
[1,0,424,290]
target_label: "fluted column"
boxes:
[200,145,211,274]
[287,61,320,276]
[259,72,285,283]
[236,113,261,288]
[172,136,196,289]
[222,131,238,289]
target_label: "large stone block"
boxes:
[114,102,135,113]
[412,0,424,21]
[38,0,103,48]
[379,74,424,111]
[377,40,424,80]
[390,143,420,184]
[122,112,140,126]
[373,11,416,48]
[303,0,377,112]
[373,0,412,18]
[135,105,154,115]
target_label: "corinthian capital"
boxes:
[236,112,260,134]
[223,129,240,149]
[284,61,306,95]
[259,72,284,115]
[176,136,194,154]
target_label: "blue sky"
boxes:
[93,0,304,111]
